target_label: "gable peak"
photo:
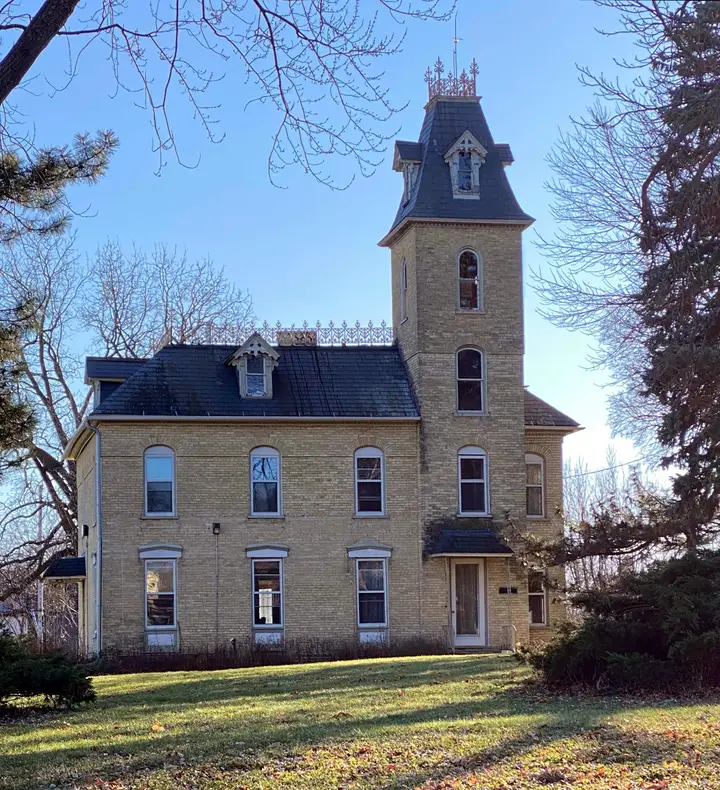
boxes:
[227,332,279,367]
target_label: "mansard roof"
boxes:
[91,344,420,419]
[80,344,578,429]
[381,97,533,245]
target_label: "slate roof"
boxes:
[86,357,147,381]
[44,556,86,579]
[394,140,424,163]
[386,98,533,237]
[495,143,514,166]
[92,344,420,419]
[524,391,579,429]
[426,529,514,556]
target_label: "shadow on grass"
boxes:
[1,655,717,790]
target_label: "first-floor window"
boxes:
[356,559,387,626]
[528,570,547,625]
[251,447,281,515]
[253,559,283,626]
[145,559,176,627]
[458,446,488,515]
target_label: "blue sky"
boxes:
[16,0,641,470]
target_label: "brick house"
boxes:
[48,64,579,656]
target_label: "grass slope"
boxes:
[1,655,720,789]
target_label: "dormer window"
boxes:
[246,356,266,397]
[444,130,487,200]
[402,162,420,204]
[227,333,279,400]
[457,152,473,192]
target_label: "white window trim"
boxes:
[529,570,548,627]
[354,447,386,517]
[456,347,486,414]
[250,447,282,517]
[144,558,177,631]
[458,446,490,516]
[252,557,284,629]
[144,445,176,517]
[526,453,545,519]
[356,558,388,628]
[400,259,408,322]
[457,249,483,312]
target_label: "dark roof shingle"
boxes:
[86,357,147,381]
[93,344,420,419]
[394,140,424,163]
[524,390,579,429]
[426,529,514,556]
[43,556,86,579]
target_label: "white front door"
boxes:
[451,559,486,647]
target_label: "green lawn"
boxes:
[2,655,720,789]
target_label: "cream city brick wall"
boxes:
[95,420,426,651]
[525,429,568,644]
[75,434,97,654]
[388,221,565,649]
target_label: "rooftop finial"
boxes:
[426,57,479,101]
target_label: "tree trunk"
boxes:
[0,0,80,106]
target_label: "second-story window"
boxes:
[458,250,481,310]
[355,447,385,515]
[458,446,489,516]
[245,356,266,397]
[526,454,545,517]
[250,447,281,516]
[144,445,175,516]
[457,349,484,412]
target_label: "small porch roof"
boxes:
[426,529,514,557]
[42,556,86,582]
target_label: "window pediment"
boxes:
[444,130,487,200]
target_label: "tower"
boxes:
[380,60,535,646]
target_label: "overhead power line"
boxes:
[564,457,649,479]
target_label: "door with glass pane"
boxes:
[451,559,486,647]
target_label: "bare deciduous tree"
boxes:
[0,0,453,185]
[533,0,687,457]
[0,234,253,602]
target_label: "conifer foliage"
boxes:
[638,2,720,548]
[0,304,34,468]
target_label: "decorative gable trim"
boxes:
[443,130,488,200]
[228,332,279,399]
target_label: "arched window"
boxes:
[250,447,281,516]
[144,446,175,516]
[525,454,545,518]
[457,348,484,412]
[458,249,482,310]
[458,446,488,516]
[400,259,408,322]
[354,447,385,515]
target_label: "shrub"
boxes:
[0,635,95,708]
[520,550,720,692]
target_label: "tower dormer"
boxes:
[227,333,279,399]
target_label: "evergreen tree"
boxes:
[639,1,720,549]
[0,304,34,471]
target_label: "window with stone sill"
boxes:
[456,348,484,412]
[526,454,545,518]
